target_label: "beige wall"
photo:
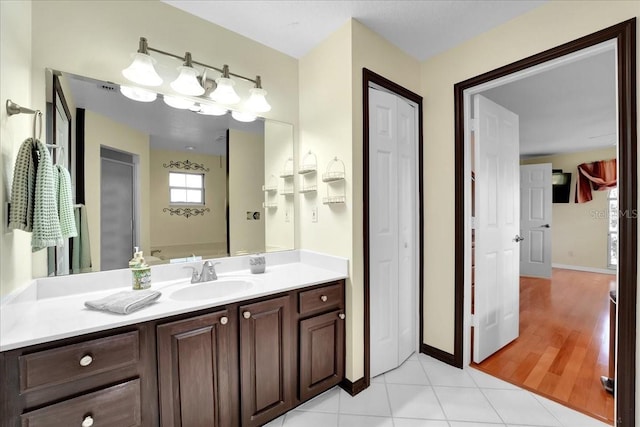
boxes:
[229,129,265,255]
[149,148,227,251]
[84,110,150,271]
[522,147,617,271]
[0,0,33,296]
[264,121,295,252]
[420,0,638,355]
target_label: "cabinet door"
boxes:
[157,310,237,427]
[299,310,345,401]
[239,296,292,427]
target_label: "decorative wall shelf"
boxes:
[299,185,317,194]
[280,189,295,196]
[299,151,317,196]
[322,196,346,205]
[280,157,294,178]
[263,174,278,192]
[322,156,346,205]
[263,202,278,209]
[322,157,345,182]
[298,151,317,175]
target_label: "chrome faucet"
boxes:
[185,261,220,283]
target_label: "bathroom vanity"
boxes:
[0,251,347,427]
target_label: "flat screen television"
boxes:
[552,169,572,203]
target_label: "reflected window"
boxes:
[608,188,617,269]
[169,172,204,204]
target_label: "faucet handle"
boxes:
[183,266,200,283]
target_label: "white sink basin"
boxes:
[170,279,254,301]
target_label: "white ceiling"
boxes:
[163,0,547,61]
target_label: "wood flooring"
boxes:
[473,268,615,424]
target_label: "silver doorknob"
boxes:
[243,311,251,319]
[538,224,550,228]
[220,316,228,325]
[513,235,525,242]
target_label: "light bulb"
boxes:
[231,110,257,122]
[122,53,162,86]
[198,104,228,116]
[163,95,195,110]
[120,86,157,103]
[210,77,240,105]
[171,66,205,96]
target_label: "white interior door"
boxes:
[369,87,417,378]
[473,94,521,363]
[520,164,552,278]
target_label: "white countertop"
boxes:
[0,250,348,352]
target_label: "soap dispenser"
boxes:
[131,247,151,290]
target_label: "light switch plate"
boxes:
[311,206,318,223]
[285,208,290,223]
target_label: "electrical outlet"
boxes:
[312,206,318,223]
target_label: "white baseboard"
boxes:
[552,263,616,275]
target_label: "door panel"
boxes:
[520,163,552,278]
[474,94,520,363]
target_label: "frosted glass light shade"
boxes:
[122,53,162,86]
[163,95,195,110]
[211,77,240,105]
[198,104,228,116]
[231,110,257,123]
[120,86,157,103]
[245,87,271,113]
[171,66,205,96]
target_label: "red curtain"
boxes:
[575,158,617,203]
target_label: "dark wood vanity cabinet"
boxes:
[239,296,293,427]
[156,309,239,427]
[0,279,345,427]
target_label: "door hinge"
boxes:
[471,216,477,229]
[470,314,478,327]
[470,118,477,132]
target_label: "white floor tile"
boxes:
[434,386,502,423]
[263,414,285,426]
[371,373,386,383]
[386,384,446,420]
[339,383,392,417]
[532,394,611,427]
[297,387,340,413]
[393,419,450,427]
[282,410,338,427]
[467,368,519,390]
[384,360,430,385]
[483,389,560,426]
[338,414,394,426]
[449,423,506,427]
[418,355,476,388]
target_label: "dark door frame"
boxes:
[362,68,424,390]
[453,19,636,426]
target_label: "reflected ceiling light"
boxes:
[120,85,157,103]
[170,52,205,96]
[244,76,271,113]
[123,37,272,113]
[198,103,228,116]
[163,95,194,110]
[121,37,163,86]
[231,110,257,123]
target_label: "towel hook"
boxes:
[33,110,43,140]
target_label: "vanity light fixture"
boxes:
[231,110,257,123]
[122,37,271,112]
[120,85,157,103]
[197,103,228,116]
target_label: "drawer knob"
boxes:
[243,311,251,319]
[79,355,93,367]
[320,295,328,302]
[81,415,94,427]
[338,313,346,320]
[220,316,228,325]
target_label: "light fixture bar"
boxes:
[140,37,259,85]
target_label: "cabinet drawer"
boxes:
[19,331,139,392]
[20,379,141,427]
[299,283,342,316]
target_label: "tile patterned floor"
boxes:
[265,353,610,427]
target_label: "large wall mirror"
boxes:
[46,69,295,276]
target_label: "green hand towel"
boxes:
[31,139,62,251]
[9,138,36,232]
[56,165,77,239]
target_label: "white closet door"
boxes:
[369,87,418,378]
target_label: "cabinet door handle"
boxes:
[79,355,93,367]
[320,295,328,302]
[338,313,346,320]
[220,316,228,325]
[81,415,94,427]
[243,311,251,319]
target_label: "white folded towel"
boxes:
[84,290,161,315]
